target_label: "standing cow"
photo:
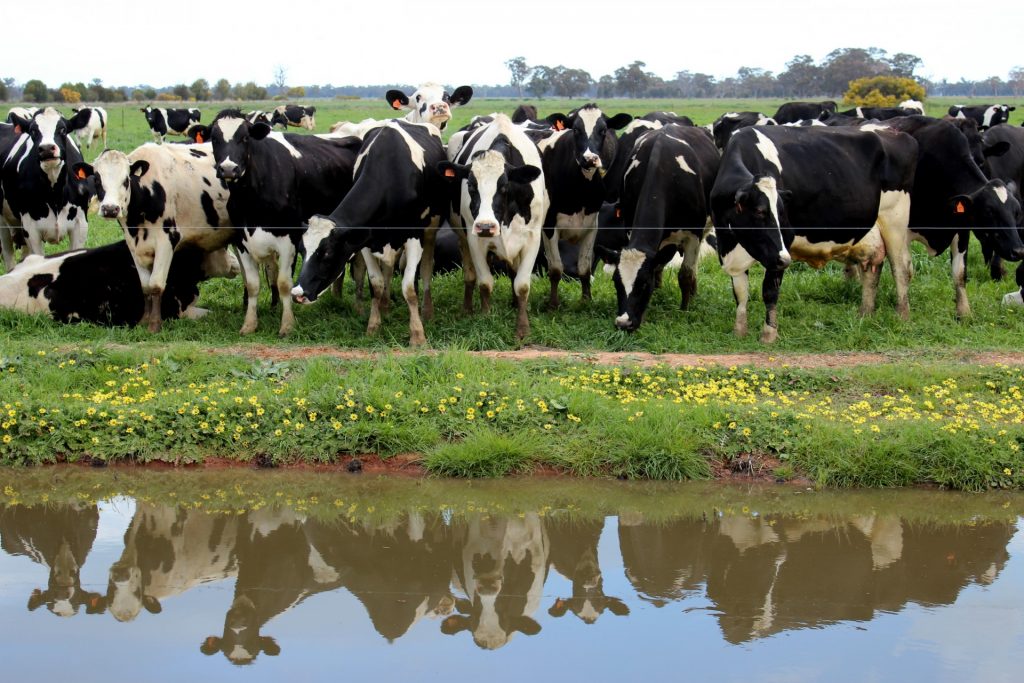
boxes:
[140,106,201,143]
[66,106,107,149]
[270,105,316,131]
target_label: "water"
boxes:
[2,471,1023,682]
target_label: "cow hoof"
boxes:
[1002,291,1024,307]
[239,323,257,336]
[148,320,163,334]
[733,324,748,338]
[760,326,779,344]
[409,333,427,347]
[277,327,293,338]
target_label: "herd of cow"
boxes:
[1,86,1023,344]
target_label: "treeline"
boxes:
[2,48,1023,103]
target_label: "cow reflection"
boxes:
[442,513,549,649]
[545,518,628,624]
[93,503,238,622]
[0,503,100,617]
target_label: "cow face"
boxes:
[439,152,542,237]
[714,175,793,275]
[959,180,1024,260]
[25,108,70,175]
[607,246,666,332]
[100,551,163,622]
[293,217,369,304]
[201,595,281,665]
[74,150,148,220]
[199,116,272,182]
[547,549,629,624]
[385,83,473,131]
[562,104,632,176]
[25,539,102,618]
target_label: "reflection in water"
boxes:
[0,494,1018,664]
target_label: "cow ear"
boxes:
[307,106,316,114]
[186,124,209,143]
[512,616,541,636]
[1009,106,1017,112]
[260,637,281,656]
[594,244,620,265]
[507,164,541,185]
[984,141,1011,158]
[10,114,30,134]
[437,161,465,182]
[950,195,972,215]
[143,595,162,614]
[27,589,45,611]
[448,86,473,107]
[250,122,272,140]
[606,113,633,130]
[607,597,631,616]
[85,593,106,614]
[545,113,569,131]
[130,160,150,178]
[71,162,94,181]
[440,615,470,635]
[200,636,221,656]
[548,598,569,617]
[734,189,749,212]
[385,90,410,110]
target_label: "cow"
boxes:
[0,503,101,618]
[948,104,1016,130]
[1,108,92,270]
[270,104,316,131]
[546,518,629,624]
[899,99,925,115]
[511,104,538,124]
[439,113,546,338]
[978,125,1024,301]
[187,110,362,336]
[640,111,696,126]
[292,119,448,346]
[599,124,720,332]
[6,107,39,125]
[821,112,869,126]
[602,118,666,203]
[245,110,271,125]
[66,106,107,149]
[710,125,918,342]
[0,240,238,326]
[140,106,201,143]
[710,111,776,150]
[881,116,1024,317]
[385,82,473,131]
[534,103,632,308]
[772,101,838,124]
[838,106,917,120]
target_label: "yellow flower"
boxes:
[2,435,11,444]
[1004,468,1013,476]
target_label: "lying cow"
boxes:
[270,104,316,131]
[140,106,201,143]
[67,106,107,149]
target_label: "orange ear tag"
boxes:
[392,99,403,109]
[554,120,565,131]
[955,201,965,214]
[196,132,204,143]
[444,167,456,178]
[76,168,87,180]
[615,207,622,218]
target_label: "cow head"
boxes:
[556,104,632,177]
[385,83,473,131]
[713,174,793,275]
[547,548,629,624]
[190,112,271,182]
[601,244,673,332]
[956,180,1024,260]
[25,539,102,618]
[201,595,281,665]
[73,150,148,220]
[438,151,542,238]
[22,108,70,177]
[292,217,369,304]
[93,548,163,622]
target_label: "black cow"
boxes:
[270,104,316,131]
[535,103,632,307]
[0,241,238,326]
[710,111,776,150]
[292,119,448,346]
[640,111,695,126]
[140,106,201,143]
[711,125,919,342]
[979,125,1024,299]
[1,108,92,270]
[880,116,1024,317]
[603,118,675,203]
[188,110,361,336]
[949,104,1016,130]
[821,112,869,127]
[546,518,629,624]
[385,82,473,131]
[773,101,838,124]
[511,104,538,124]
[600,124,720,331]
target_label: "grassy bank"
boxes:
[2,347,1023,490]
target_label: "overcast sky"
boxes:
[5,0,1021,88]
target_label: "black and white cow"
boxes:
[439,113,546,338]
[534,103,632,307]
[7,107,39,124]
[772,101,838,125]
[880,116,1024,317]
[1,108,92,269]
[948,104,1016,130]
[292,119,448,346]
[0,240,238,326]
[385,82,473,131]
[270,104,316,131]
[546,518,629,625]
[710,125,918,342]
[899,99,925,115]
[140,106,201,143]
[600,124,720,331]
[839,106,919,121]
[245,110,271,125]
[187,110,362,336]
[640,111,695,126]
[66,106,107,149]
[977,125,1024,300]
[710,111,776,150]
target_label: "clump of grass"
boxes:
[423,429,540,477]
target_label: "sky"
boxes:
[3,0,1021,88]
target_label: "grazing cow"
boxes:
[187,110,362,336]
[710,125,918,342]
[292,119,448,346]
[442,514,550,650]
[948,104,1016,130]
[710,111,776,149]
[140,106,201,143]
[511,104,538,124]
[1,108,92,269]
[66,106,107,149]
[0,240,238,326]
[821,112,868,127]
[270,104,316,131]
[0,503,101,618]
[535,103,632,307]
[772,101,838,124]
[440,113,546,338]
[385,82,473,131]
[881,116,1024,317]
[977,125,1024,299]
[546,518,629,624]
[600,124,720,331]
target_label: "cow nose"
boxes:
[776,251,793,269]
[39,144,58,158]
[474,221,498,237]
[101,205,120,219]
[430,103,450,115]
[582,153,602,169]
[1013,246,1024,261]
[615,312,638,331]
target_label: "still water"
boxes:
[2,471,1023,682]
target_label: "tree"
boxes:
[527,66,552,99]
[505,56,530,99]
[191,78,211,101]
[172,83,192,101]
[614,61,652,97]
[0,79,6,101]
[777,55,821,97]
[887,53,922,79]
[273,65,287,93]
[23,79,48,103]
[819,47,891,96]
[844,75,926,106]
[596,75,615,98]
[59,87,81,103]
[548,66,592,98]
[1010,67,1024,97]
[287,86,306,98]
[213,78,232,100]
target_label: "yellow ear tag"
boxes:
[955,201,965,214]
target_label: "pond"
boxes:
[1,470,1023,681]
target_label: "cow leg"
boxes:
[455,229,476,313]
[238,252,261,336]
[25,225,45,257]
[952,232,971,318]
[363,249,386,336]
[543,230,563,309]
[576,225,598,302]
[678,237,700,311]
[419,226,437,321]
[468,240,494,314]
[731,271,750,338]
[276,242,296,337]
[877,191,912,320]
[760,268,784,344]
[265,262,281,309]
[403,238,427,347]
[858,262,883,316]
[513,238,541,340]
[351,256,367,315]
[145,242,174,333]
[380,251,397,317]
[68,218,88,252]
[0,227,15,272]
[981,239,1005,280]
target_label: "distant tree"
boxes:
[131,89,147,102]
[142,86,157,100]
[155,92,182,102]
[844,76,926,106]
[505,56,530,99]
[172,83,192,101]
[596,74,615,98]
[23,79,48,102]
[527,66,552,99]
[982,76,1004,96]
[0,79,7,101]
[736,67,776,98]
[549,66,592,98]
[1010,67,1024,97]
[191,78,211,101]
[887,53,922,79]
[235,81,268,100]
[777,55,821,97]
[614,60,652,97]
[819,47,891,96]
[287,86,306,98]
[59,87,81,103]
[213,78,232,100]
[273,65,287,92]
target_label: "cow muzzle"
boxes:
[581,153,602,170]
[101,205,121,219]
[473,221,499,238]
[615,312,639,332]
[38,144,60,161]
[291,285,314,304]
